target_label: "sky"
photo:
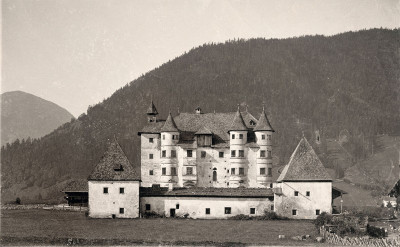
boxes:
[2,0,399,117]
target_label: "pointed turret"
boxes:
[228,105,248,132]
[254,106,274,132]
[146,100,158,123]
[161,112,179,132]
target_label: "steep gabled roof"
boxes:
[253,107,274,132]
[88,140,139,181]
[146,100,158,115]
[195,126,213,135]
[228,107,248,132]
[138,111,258,143]
[161,112,179,132]
[277,137,331,182]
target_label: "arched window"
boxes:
[213,168,217,182]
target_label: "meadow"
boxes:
[1,209,320,246]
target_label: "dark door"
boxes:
[170,208,176,217]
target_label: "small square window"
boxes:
[231,168,235,175]
[149,153,153,159]
[224,207,231,214]
[171,167,177,176]
[171,150,176,158]
[316,209,320,215]
[145,204,151,211]
[292,209,297,216]
[267,168,272,176]
[119,187,124,194]
[205,208,210,215]
[201,151,206,158]
[219,152,224,158]
[187,150,193,157]
[231,150,236,157]
[294,191,299,196]
[271,205,274,211]
[268,150,272,158]
[269,183,273,188]
[238,150,244,157]
[103,187,108,194]
[250,208,256,214]
[149,138,154,143]
[162,167,166,175]
[262,135,265,140]
[119,208,124,214]
[239,168,244,175]
[260,150,266,157]
[239,134,243,139]
[162,150,166,157]
[267,135,271,140]
[186,167,193,175]
[306,191,310,196]
[149,170,154,175]
[176,204,179,209]
[260,168,266,175]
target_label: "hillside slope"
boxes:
[1,29,399,203]
[1,91,74,145]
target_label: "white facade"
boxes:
[274,181,332,219]
[88,181,140,218]
[140,196,274,219]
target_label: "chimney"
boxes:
[168,183,174,191]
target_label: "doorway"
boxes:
[170,208,176,217]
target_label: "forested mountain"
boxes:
[1,29,399,203]
[1,91,74,145]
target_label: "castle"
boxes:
[139,101,274,189]
[87,101,340,219]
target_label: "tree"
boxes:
[387,201,393,208]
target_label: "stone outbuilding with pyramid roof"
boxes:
[88,139,140,218]
[273,137,332,219]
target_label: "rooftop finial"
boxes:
[177,107,180,114]
[245,104,248,112]
[237,104,240,111]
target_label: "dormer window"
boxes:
[250,120,256,126]
[114,164,124,171]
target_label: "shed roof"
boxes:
[140,187,274,198]
[277,137,332,182]
[88,140,140,181]
[62,180,88,192]
[194,126,213,135]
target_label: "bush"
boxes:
[229,214,252,220]
[15,197,21,204]
[387,201,393,208]
[314,212,333,229]
[229,211,288,221]
[367,224,386,238]
[143,211,165,218]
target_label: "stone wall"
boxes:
[320,226,400,246]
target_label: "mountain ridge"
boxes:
[1,90,74,145]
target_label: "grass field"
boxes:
[1,209,320,246]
